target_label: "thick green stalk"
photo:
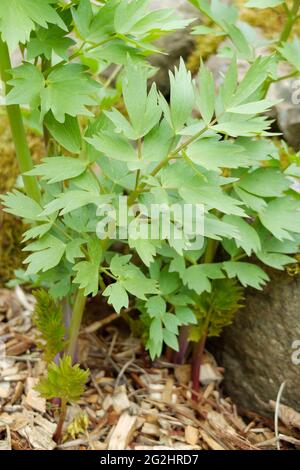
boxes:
[280,0,300,43]
[0,37,40,202]
[67,289,87,360]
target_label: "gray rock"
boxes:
[215,270,300,416]
[269,77,300,150]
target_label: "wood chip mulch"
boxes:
[1,287,300,451]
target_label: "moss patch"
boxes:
[0,115,44,286]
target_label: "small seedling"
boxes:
[36,355,89,443]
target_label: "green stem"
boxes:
[67,289,87,360]
[0,37,40,202]
[203,238,218,264]
[128,122,214,206]
[280,0,300,43]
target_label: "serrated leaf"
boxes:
[162,312,180,334]
[27,25,75,60]
[86,131,137,162]
[277,37,300,72]
[73,261,99,297]
[27,157,88,184]
[41,191,112,216]
[0,0,66,51]
[146,295,166,318]
[122,61,161,138]
[24,234,66,275]
[231,56,274,106]
[180,184,246,217]
[1,190,43,220]
[234,186,267,212]
[163,329,179,351]
[129,238,157,267]
[122,275,159,300]
[41,64,98,123]
[225,23,252,60]
[259,197,300,240]
[65,239,85,263]
[227,99,279,115]
[238,168,290,197]
[44,113,82,154]
[6,63,44,107]
[196,64,215,125]
[36,356,89,402]
[223,261,269,289]
[256,252,295,270]
[169,58,194,132]
[182,265,211,295]
[150,317,163,344]
[187,138,250,171]
[223,215,261,256]
[103,282,129,313]
[175,306,197,325]
[71,0,93,39]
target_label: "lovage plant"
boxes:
[1,0,300,398]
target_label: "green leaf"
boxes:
[44,113,82,154]
[6,63,44,107]
[23,222,53,242]
[162,313,180,334]
[71,0,93,39]
[27,157,88,184]
[259,197,300,240]
[180,184,246,216]
[231,56,274,106]
[234,186,267,212]
[227,99,279,115]
[24,234,66,275]
[169,58,194,132]
[122,61,161,138]
[223,215,261,256]
[41,64,98,123]
[41,191,112,216]
[175,306,197,325]
[27,25,75,60]
[163,329,179,351]
[196,63,215,125]
[36,356,89,402]
[0,0,66,51]
[86,131,137,162]
[146,295,166,318]
[182,265,211,295]
[223,261,269,289]
[122,275,159,300]
[237,168,290,197]
[225,23,252,60]
[65,239,85,263]
[220,56,237,110]
[1,190,43,220]
[103,282,129,313]
[73,261,99,297]
[149,317,163,345]
[256,252,295,270]
[277,37,300,72]
[187,138,250,171]
[114,0,191,36]
[129,239,157,267]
